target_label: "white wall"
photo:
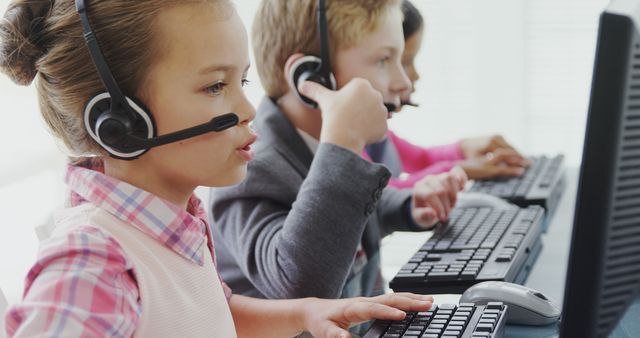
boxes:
[388,0,608,166]
[0,0,608,305]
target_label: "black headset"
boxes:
[75,0,239,160]
[290,0,397,112]
[289,0,336,108]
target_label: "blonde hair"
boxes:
[0,0,228,157]
[253,0,401,99]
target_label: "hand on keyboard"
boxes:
[458,151,533,182]
[411,166,468,227]
[301,293,434,338]
[460,135,528,162]
[364,302,508,338]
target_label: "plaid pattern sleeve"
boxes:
[5,226,140,337]
[5,163,233,337]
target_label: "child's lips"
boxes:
[236,134,257,161]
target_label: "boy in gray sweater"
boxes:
[209,0,467,302]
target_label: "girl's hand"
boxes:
[459,148,529,180]
[301,293,434,338]
[460,135,530,165]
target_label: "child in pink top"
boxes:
[0,1,434,337]
[366,0,531,189]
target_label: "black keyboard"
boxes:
[363,302,507,338]
[389,206,544,294]
[468,155,565,219]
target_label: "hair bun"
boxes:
[0,0,54,86]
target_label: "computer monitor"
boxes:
[561,0,640,337]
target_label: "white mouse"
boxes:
[460,281,561,326]
[455,192,514,210]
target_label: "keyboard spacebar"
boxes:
[427,271,460,281]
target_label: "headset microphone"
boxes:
[384,103,397,113]
[76,0,239,160]
[401,100,420,108]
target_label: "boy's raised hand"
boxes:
[302,293,434,338]
[411,166,468,227]
[298,79,388,154]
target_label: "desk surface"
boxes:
[501,168,578,337]
[380,167,638,338]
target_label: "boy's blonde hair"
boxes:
[0,0,229,157]
[253,0,401,99]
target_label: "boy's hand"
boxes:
[301,293,434,338]
[411,166,467,227]
[298,79,388,154]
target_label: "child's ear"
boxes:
[284,53,306,91]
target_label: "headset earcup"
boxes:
[289,55,336,108]
[127,96,157,141]
[83,92,156,159]
[85,92,112,142]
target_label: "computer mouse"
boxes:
[460,281,561,326]
[455,192,514,210]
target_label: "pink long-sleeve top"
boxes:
[363,130,466,189]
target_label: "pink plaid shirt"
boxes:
[5,161,232,337]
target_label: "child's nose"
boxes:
[237,95,256,125]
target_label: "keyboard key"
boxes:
[481,313,498,320]
[401,263,418,270]
[478,319,496,328]
[454,311,471,317]
[395,272,426,281]
[425,254,442,262]
[442,330,461,336]
[480,241,497,249]
[475,323,494,332]
[404,329,422,335]
[486,302,504,309]
[423,328,442,335]
[427,271,460,281]
[471,333,490,337]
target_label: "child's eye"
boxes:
[378,56,390,67]
[206,82,227,96]
[241,79,251,87]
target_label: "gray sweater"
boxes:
[209,97,417,300]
